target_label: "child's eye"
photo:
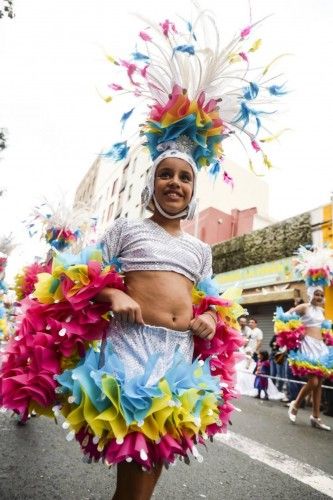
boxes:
[181,174,192,182]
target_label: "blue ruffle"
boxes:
[289,346,333,369]
[56,340,222,425]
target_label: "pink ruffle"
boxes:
[192,297,244,434]
[0,265,124,420]
[76,429,200,469]
[322,331,333,347]
[0,331,59,420]
[276,328,304,351]
[290,364,331,380]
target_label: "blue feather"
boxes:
[186,21,197,41]
[243,82,259,100]
[131,51,150,62]
[208,161,221,180]
[268,84,287,96]
[173,44,195,56]
[233,102,274,135]
[102,141,129,161]
[120,108,134,131]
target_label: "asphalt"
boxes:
[0,396,332,500]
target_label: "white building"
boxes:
[74,150,151,235]
[74,151,273,237]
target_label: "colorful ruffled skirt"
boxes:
[56,320,224,468]
[288,336,333,380]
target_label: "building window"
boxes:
[124,212,128,219]
[128,184,133,201]
[112,179,118,195]
[107,202,114,220]
[118,190,124,209]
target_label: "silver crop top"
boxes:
[301,305,324,328]
[101,218,212,284]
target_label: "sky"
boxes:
[1,0,333,278]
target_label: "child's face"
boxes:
[154,158,194,215]
[311,289,324,306]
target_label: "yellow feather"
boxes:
[263,53,292,75]
[249,39,262,52]
[105,54,117,64]
[260,128,292,143]
[263,154,273,169]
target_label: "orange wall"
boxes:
[323,203,333,319]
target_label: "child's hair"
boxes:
[259,350,269,361]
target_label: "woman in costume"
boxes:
[287,285,333,430]
[274,246,333,430]
[0,5,287,500]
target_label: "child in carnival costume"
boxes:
[0,4,288,499]
[274,245,333,430]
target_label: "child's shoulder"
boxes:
[104,217,141,233]
[183,231,211,253]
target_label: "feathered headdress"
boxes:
[102,2,288,181]
[293,245,333,288]
[24,199,97,252]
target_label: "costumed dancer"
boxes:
[274,246,333,430]
[0,4,287,499]
[91,4,286,497]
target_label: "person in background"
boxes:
[248,318,264,362]
[287,287,332,430]
[238,315,252,369]
[238,315,251,343]
[254,350,270,400]
[270,334,287,392]
[269,334,279,386]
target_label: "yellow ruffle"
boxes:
[61,377,220,445]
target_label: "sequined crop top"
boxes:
[301,305,325,328]
[101,218,212,284]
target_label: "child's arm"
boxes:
[97,218,143,324]
[287,303,307,315]
[189,310,217,340]
[190,245,217,340]
[95,288,144,324]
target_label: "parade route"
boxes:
[1,396,332,500]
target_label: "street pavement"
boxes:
[0,396,332,500]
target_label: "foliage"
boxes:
[212,212,312,274]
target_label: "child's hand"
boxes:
[100,288,144,324]
[189,312,216,340]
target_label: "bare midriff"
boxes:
[304,326,323,341]
[124,270,194,331]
